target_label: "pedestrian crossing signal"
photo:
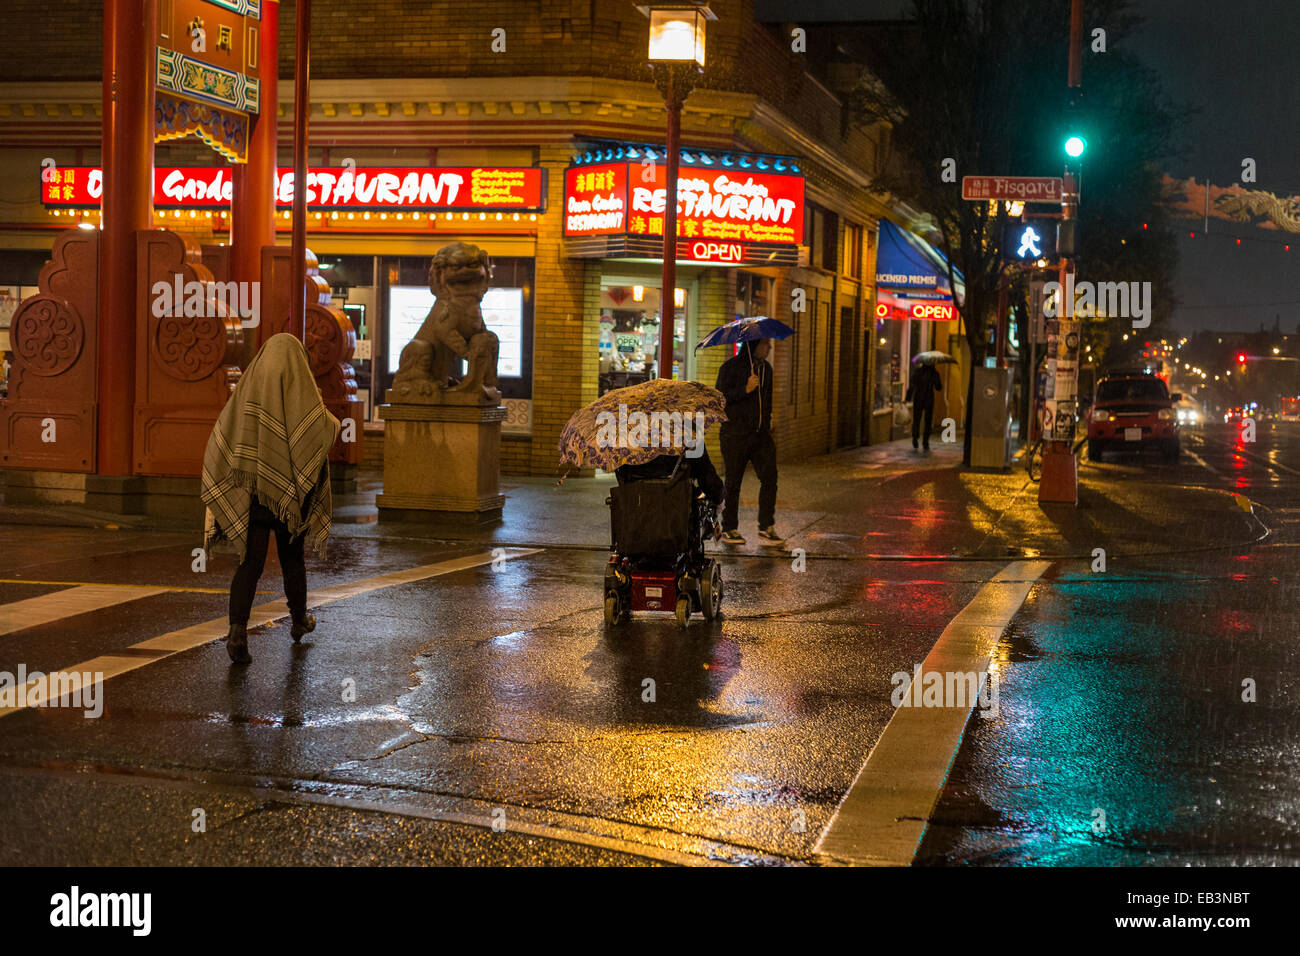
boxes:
[1003,219,1057,262]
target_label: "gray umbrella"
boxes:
[912,350,957,365]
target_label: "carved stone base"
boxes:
[383,387,500,407]
[376,402,505,523]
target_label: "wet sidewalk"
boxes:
[0,436,1266,561]
[335,436,1265,561]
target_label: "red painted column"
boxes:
[289,0,310,341]
[232,0,278,345]
[98,0,154,475]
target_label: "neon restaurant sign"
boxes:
[562,142,805,265]
[41,166,546,212]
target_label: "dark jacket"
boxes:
[716,343,773,433]
[615,449,726,505]
[906,364,943,408]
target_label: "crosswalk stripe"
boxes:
[0,584,170,638]
[813,559,1051,866]
[0,577,247,595]
[0,548,542,720]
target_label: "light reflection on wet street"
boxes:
[0,424,1293,865]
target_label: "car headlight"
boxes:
[1157,408,1174,420]
[1091,409,1110,422]
[1177,409,1188,421]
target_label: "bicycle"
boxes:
[1026,436,1044,482]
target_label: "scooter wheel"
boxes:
[604,593,620,625]
[701,562,723,621]
[675,597,690,628]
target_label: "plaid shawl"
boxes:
[201,334,340,562]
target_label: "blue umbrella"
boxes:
[694,316,796,352]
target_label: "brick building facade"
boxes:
[0,0,956,476]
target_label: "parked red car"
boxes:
[1087,372,1181,462]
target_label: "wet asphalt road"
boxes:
[0,422,1292,866]
[919,421,1299,865]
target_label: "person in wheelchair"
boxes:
[615,448,725,512]
[605,447,727,625]
[616,448,725,547]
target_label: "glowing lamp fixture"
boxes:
[632,285,645,302]
[642,4,714,66]
[674,287,685,308]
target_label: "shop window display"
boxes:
[598,283,689,395]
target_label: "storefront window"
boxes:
[598,280,689,395]
[735,271,772,318]
[378,255,535,407]
[873,314,912,412]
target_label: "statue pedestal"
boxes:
[376,401,505,524]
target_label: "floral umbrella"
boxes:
[558,378,728,472]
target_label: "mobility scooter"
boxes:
[603,457,723,628]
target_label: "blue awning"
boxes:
[875,219,965,306]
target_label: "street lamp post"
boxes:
[1039,0,1085,505]
[641,3,714,380]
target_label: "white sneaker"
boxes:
[758,526,786,547]
[721,529,746,545]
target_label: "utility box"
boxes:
[970,366,1014,469]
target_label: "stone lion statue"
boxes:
[391,241,501,405]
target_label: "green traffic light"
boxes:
[1064,135,1086,158]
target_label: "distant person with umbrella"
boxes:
[907,350,951,451]
[699,317,794,547]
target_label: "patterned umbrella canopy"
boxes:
[558,378,728,471]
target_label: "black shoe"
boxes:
[225,624,251,664]
[923,443,930,451]
[290,614,317,643]
[912,439,919,449]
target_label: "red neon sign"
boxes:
[876,293,956,322]
[41,166,545,211]
[681,240,745,262]
[563,163,628,236]
[563,161,804,244]
[910,303,955,320]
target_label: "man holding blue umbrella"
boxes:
[714,337,784,547]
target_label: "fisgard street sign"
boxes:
[962,176,1063,202]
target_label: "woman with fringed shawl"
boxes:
[201,334,340,664]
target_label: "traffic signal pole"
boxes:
[1039,0,1084,505]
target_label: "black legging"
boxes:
[229,500,307,626]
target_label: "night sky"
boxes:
[755,0,1300,334]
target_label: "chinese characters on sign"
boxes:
[961,176,1063,202]
[564,162,805,245]
[40,167,546,212]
